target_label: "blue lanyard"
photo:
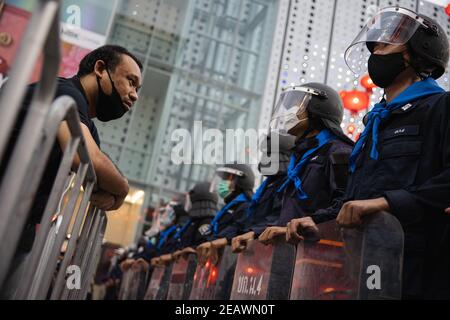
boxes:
[277,129,336,200]
[210,194,248,235]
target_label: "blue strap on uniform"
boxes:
[210,193,248,235]
[173,219,192,241]
[156,225,177,250]
[276,129,336,200]
[349,77,445,172]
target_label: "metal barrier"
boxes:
[0,0,61,288]
[6,96,104,300]
[0,0,109,299]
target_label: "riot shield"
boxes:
[167,254,197,300]
[230,241,296,300]
[289,211,404,300]
[213,245,238,300]
[144,263,173,300]
[189,259,213,300]
[144,266,165,300]
[118,269,133,300]
[126,264,149,300]
[189,246,238,300]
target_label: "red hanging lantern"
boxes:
[360,74,377,92]
[445,4,450,16]
[340,90,370,113]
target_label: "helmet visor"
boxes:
[269,87,312,133]
[345,7,426,75]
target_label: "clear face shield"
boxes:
[344,6,429,76]
[269,86,313,135]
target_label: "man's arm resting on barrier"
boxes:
[58,122,129,207]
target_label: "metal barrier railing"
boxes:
[0,0,109,300]
[11,96,102,300]
[0,0,61,288]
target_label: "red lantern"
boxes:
[445,4,450,16]
[340,90,370,113]
[360,74,376,91]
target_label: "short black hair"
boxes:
[77,45,143,77]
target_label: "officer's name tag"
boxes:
[401,103,413,111]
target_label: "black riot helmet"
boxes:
[346,6,449,79]
[185,181,219,219]
[213,163,255,202]
[407,13,449,79]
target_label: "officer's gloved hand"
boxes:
[181,247,196,259]
[232,231,255,253]
[134,258,149,271]
[286,217,319,245]
[120,259,135,272]
[258,226,287,245]
[210,238,228,265]
[196,242,212,266]
[160,254,173,265]
[336,198,389,228]
[150,257,160,267]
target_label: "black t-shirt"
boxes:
[0,76,100,251]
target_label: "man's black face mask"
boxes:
[96,69,127,122]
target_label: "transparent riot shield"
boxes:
[189,245,238,300]
[144,266,165,300]
[126,264,149,300]
[167,254,197,300]
[189,259,213,300]
[144,263,173,300]
[290,211,404,300]
[213,245,238,300]
[230,241,296,300]
[118,269,133,300]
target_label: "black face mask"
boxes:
[96,70,127,122]
[368,52,407,88]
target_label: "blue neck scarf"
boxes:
[349,77,445,172]
[246,177,272,218]
[210,193,249,235]
[156,225,178,250]
[277,129,336,200]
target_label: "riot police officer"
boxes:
[196,163,255,264]
[287,7,450,299]
[232,82,354,251]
